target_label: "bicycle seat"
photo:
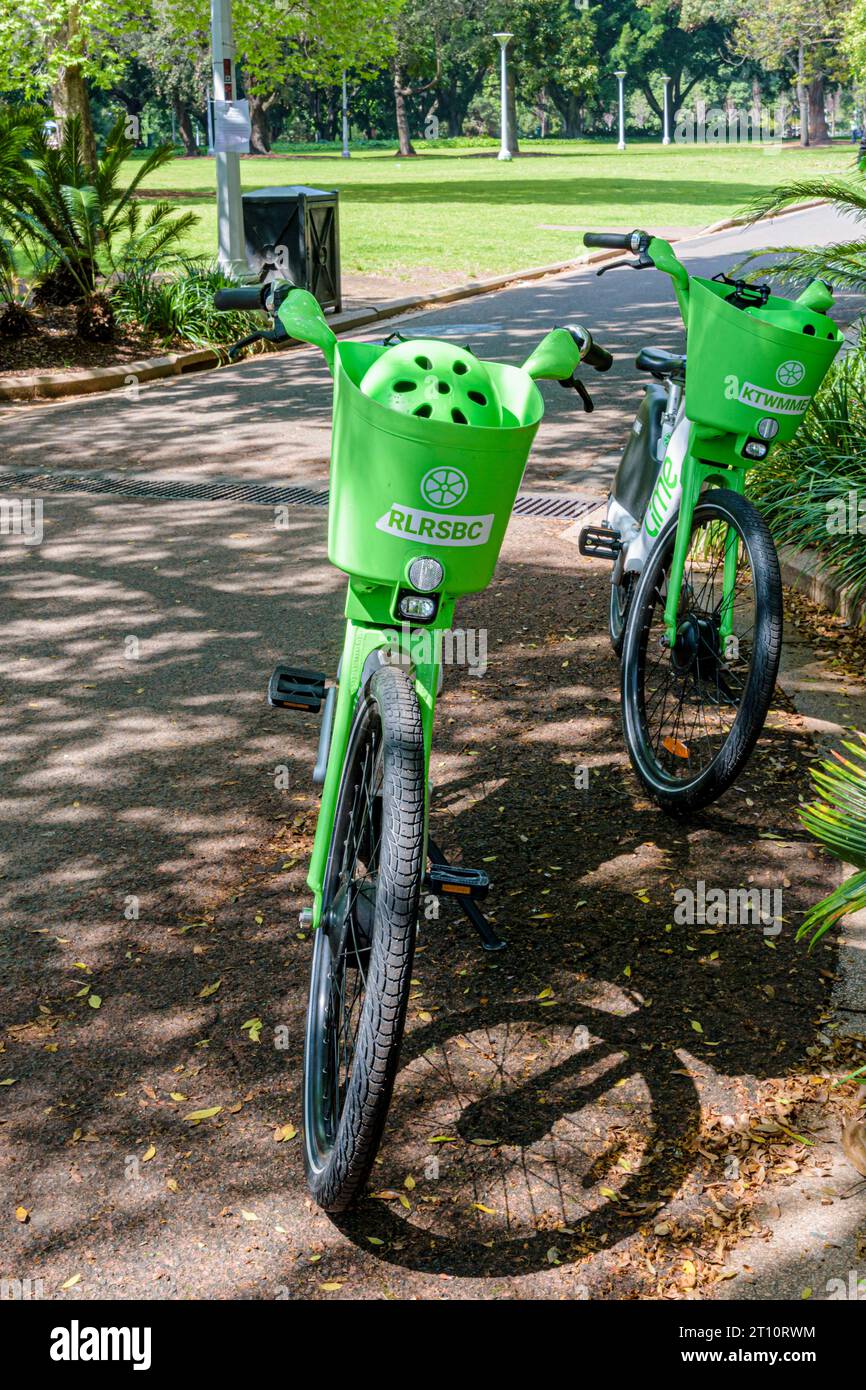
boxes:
[636,347,686,381]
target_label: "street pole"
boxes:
[342,71,350,158]
[494,32,513,162]
[210,0,247,274]
[662,75,671,145]
[615,69,626,151]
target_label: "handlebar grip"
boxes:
[584,340,613,373]
[583,232,633,250]
[213,285,267,312]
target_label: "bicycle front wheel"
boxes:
[303,664,425,1212]
[620,488,782,815]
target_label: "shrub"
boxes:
[749,340,866,611]
[9,112,198,340]
[112,260,267,349]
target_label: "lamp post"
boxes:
[615,69,626,151]
[210,0,246,273]
[494,32,513,162]
[662,75,671,145]
[341,71,350,158]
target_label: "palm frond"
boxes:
[734,240,866,297]
[798,732,866,948]
[739,177,866,227]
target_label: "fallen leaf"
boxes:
[60,1274,81,1290]
[199,980,221,999]
[142,1145,156,1163]
[183,1106,222,1123]
[15,1206,29,1223]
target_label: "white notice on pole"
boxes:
[213,99,251,154]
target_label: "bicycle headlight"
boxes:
[742,438,769,460]
[407,556,444,592]
[397,593,437,621]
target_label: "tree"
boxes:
[601,0,730,126]
[0,1,143,174]
[686,0,850,145]
[135,2,210,155]
[843,0,866,82]
[167,0,403,154]
[506,0,598,138]
[727,0,848,146]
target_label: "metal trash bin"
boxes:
[241,185,342,312]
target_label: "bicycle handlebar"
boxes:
[584,232,635,251]
[583,338,613,373]
[213,285,268,312]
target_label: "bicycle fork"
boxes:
[656,427,745,648]
[306,618,440,930]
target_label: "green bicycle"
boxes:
[214,280,612,1211]
[578,230,842,814]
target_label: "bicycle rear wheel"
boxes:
[303,664,425,1212]
[620,488,782,815]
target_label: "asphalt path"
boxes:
[1,205,859,496]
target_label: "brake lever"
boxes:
[596,254,653,278]
[227,322,289,361]
[558,373,594,412]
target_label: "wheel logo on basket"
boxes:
[420,467,468,509]
[776,359,805,388]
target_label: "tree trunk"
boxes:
[52,67,98,175]
[807,75,829,145]
[248,94,272,154]
[394,65,417,156]
[796,38,809,147]
[174,99,197,157]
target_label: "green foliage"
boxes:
[798,733,866,948]
[846,0,866,80]
[736,174,866,297]
[0,0,141,95]
[0,102,41,300]
[111,259,266,348]
[749,343,866,607]
[165,0,403,97]
[9,113,198,300]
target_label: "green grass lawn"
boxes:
[129,140,855,279]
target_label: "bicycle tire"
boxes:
[303,664,425,1211]
[620,488,782,815]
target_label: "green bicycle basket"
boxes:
[685,278,842,445]
[328,337,544,596]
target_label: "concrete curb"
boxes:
[778,543,865,627]
[0,199,826,404]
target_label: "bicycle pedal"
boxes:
[425,863,490,900]
[578,524,622,561]
[268,665,327,712]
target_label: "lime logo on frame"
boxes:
[420,467,468,509]
[776,359,805,388]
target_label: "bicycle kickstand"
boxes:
[425,838,506,952]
